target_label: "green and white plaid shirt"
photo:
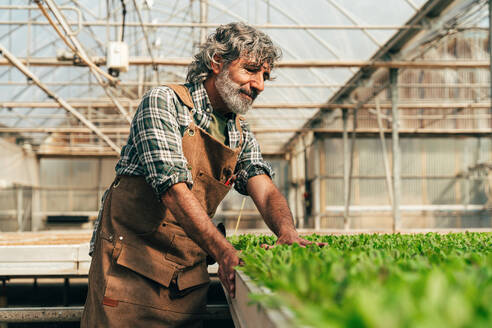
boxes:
[116,81,274,196]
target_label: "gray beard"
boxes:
[214,70,252,115]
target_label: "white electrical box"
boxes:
[107,41,129,73]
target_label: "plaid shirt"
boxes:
[90,82,273,255]
[115,81,274,196]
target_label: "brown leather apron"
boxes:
[81,85,242,327]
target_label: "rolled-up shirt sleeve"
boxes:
[132,87,192,197]
[233,120,275,195]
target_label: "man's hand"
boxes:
[262,230,327,249]
[246,175,327,249]
[217,250,241,298]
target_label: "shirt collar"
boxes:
[186,81,213,114]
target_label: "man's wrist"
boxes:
[277,227,298,239]
[211,240,237,263]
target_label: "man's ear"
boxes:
[211,54,223,75]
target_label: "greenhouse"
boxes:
[0,0,490,327]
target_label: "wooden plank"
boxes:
[0,231,91,246]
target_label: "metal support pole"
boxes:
[489,0,492,126]
[97,158,103,211]
[375,98,394,207]
[16,186,23,232]
[302,136,310,228]
[286,152,298,228]
[342,109,350,230]
[313,139,321,231]
[296,147,304,229]
[390,68,401,232]
[32,187,42,231]
[319,138,327,230]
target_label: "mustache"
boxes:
[239,88,258,101]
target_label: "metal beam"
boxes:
[325,204,491,212]
[0,43,120,153]
[4,80,491,88]
[38,0,132,123]
[3,127,492,134]
[0,19,428,30]
[0,57,490,68]
[0,305,231,323]
[35,148,286,157]
[35,0,115,82]
[3,101,492,110]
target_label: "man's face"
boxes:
[214,57,271,115]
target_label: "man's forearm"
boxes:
[247,175,297,237]
[259,187,297,237]
[161,183,235,262]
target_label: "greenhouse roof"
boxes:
[0,0,488,156]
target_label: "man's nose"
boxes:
[251,72,265,93]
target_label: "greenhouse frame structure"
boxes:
[0,0,491,233]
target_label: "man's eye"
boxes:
[246,67,259,73]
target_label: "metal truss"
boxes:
[0,43,120,152]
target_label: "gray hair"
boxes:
[186,22,282,83]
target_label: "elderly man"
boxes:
[82,22,315,327]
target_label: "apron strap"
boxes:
[164,83,196,130]
[165,84,195,109]
[235,114,244,149]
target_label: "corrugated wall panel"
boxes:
[319,136,490,228]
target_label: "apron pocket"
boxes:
[115,243,175,287]
[193,170,232,217]
[177,262,210,290]
[169,263,210,300]
[165,233,206,267]
[104,243,177,308]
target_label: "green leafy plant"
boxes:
[229,232,492,328]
